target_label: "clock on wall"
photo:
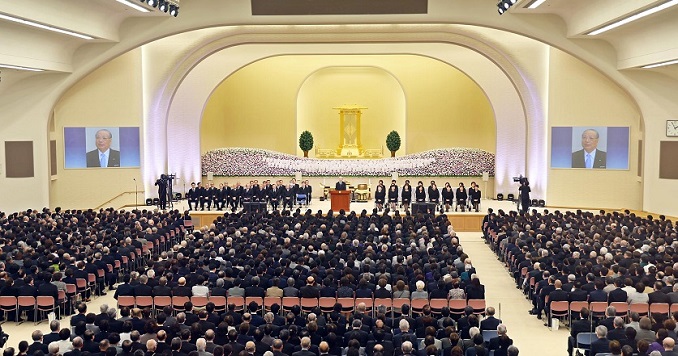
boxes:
[668,120,678,137]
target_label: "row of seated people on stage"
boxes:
[365,180,481,214]
[481,207,678,350]
[0,207,188,320]
[186,179,313,212]
[566,306,678,356]
[21,301,519,356]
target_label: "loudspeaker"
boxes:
[507,193,515,201]
[145,198,153,206]
[496,193,504,201]
[538,199,546,207]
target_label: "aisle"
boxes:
[456,232,572,355]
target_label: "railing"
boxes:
[95,191,145,210]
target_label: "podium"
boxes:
[330,190,351,212]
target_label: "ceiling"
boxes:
[0,0,677,90]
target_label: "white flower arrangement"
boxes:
[201,148,495,177]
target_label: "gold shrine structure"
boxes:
[315,105,383,158]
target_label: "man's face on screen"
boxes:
[95,130,112,152]
[581,130,599,153]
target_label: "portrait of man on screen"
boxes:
[571,128,606,169]
[86,129,121,168]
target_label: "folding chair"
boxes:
[548,301,569,329]
[609,302,629,320]
[210,296,227,314]
[319,297,337,315]
[300,298,318,314]
[18,296,36,323]
[337,297,355,317]
[229,296,246,313]
[467,299,486,316]
[57,290,67,318]
[410,299,428,316]
[629,303,649,318]
[575,332,595,355]
[429,299,449,316]
[36,296,56,324]
[569,301,588,326]
[153,296,172,315]
[87,273,98,297]
[0,296,17,323]
[263,297,281,314]
[135,296,153,310]
[650,302,669,319]
[392,298,410,317]
[281,297,300,314]
[76,278,89,301]
[117,296,136,310]
[373,298,393,318]
[448,299,467,317]
[191,296,209,310]
[354,298,374,316]
[172,296,190,314]
[589,302,608,320]
[482,330,498,346]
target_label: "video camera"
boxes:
[512,175,528,185]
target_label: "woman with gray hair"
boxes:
[411,280,428,300]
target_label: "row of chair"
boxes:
[548,300,675,328]
[116,295,487,318]
[0,295,59,324]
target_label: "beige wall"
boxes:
[201,55,496,156]
[50,49,144,209]
[547,48,642,210]
[297,66,406,156]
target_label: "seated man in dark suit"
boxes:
[571,129,606,169]
[86,129,121,168]
[589,325,611,356]
[567,308,593,356]
[480,306,502,331]
[606,317,627,343]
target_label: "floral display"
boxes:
[201,147,495,177]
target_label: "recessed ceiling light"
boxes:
[527,0,547,9]
[116,0,150,13]
[0,64,44,72]
[587,0,678,36]
[641,59,678,69]
[0,13,94,40]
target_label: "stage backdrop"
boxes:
[551,126,629,170]
[201,55,496,157]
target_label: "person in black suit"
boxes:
[606,317,627,342]
[567,308,593,356]
[571,129,607,169]
[152,277,172,297]
[28,331,49,355]
[245,277,266,298]
[133,275,153,297]
[86,129,121,168]
[607,279,628,303]
[299,277,320,299]
[590,325,611,356]
[480,307,502,331]
[546,280,569,326]
[401,180,412,212]
[335,177,347,191]
[343,320,369,347]
[155,175,168,210]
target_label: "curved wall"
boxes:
[200,55,496,157]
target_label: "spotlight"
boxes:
[169,5,179,17]
[159,0,169,12]
[147,0,158,8]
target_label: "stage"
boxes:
[143,198,559,232]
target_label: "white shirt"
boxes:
[192,285,209,297]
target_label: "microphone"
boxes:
[133,178,136,181]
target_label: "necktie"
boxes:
[585,154,592,169]
[100,153,106,167]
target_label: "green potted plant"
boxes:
[386,130,401,157]
[299,130,314,158]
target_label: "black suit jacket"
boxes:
[590,337,610,355]
[608,288,628,303]
[86,149,121,168]
[571,149,606,169]
[335,182,347,191]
